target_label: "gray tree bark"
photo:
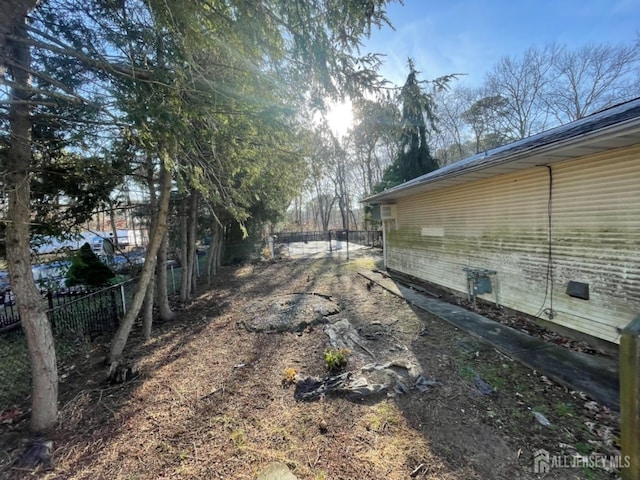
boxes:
[205,214,222,284]
[108,198,119,246]
[178,196,188,301]
[155,232,175,321]
[109,157,172,364]
[215,225,224,270]
[142,274,155,340]
[179,192,198,302]
[187,192,198,295]
[4,20,59,433]
[141,158,158,334]
[0,0,38,74]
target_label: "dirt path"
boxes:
[1,253,620,479]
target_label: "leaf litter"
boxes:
[0,252,621,479]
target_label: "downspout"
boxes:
[544,165,555,320]
[534,164,555,319]
[382,219,388,269]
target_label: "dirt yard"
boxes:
[0,250,621,479]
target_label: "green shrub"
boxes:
[66,243,115,287]
[324,347,349,373]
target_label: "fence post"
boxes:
[110,287,118,329]
[346,229,349,261]
[620,316,640,480]
[120,283,127,314]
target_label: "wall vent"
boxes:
[566,281,589,300]
[380,204,397,220]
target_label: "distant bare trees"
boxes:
[295,39,640,228]
[487,45,558,139]
[431,87,473,165]
[547,43,640,123]
[462,92,510,154]
[350,95,401,193]
[430,40,640,164]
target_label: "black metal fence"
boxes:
[275,230,381,246]
[47,287,123,337]
[0,282,129,410]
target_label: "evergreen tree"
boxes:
[375,59,456,191]
[66,243,115,287]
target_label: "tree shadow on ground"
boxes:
[2,254,613,479]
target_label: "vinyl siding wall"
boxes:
[386,145,640,344]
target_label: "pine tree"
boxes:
[66,243,115,287]
[376,59,456,191]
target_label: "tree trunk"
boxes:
[147,158,175,320]
[131,211,139,247]
[142,273,155,340]
[188,192,198,295]
[0,0,38,73]
[216,226,224,268]
[4,21,59,433]
[178,196,188,301]
[206,236,216,285]
[206,215,220,284]
[337,192,348,230]
[179,192,198,301]
[155,232,175,320]
[108,198,119,246]
[109,157,172,364]
[349,210,358,230]
[209,223,224,276]
[141,157,159,335]
[366,147,374,194]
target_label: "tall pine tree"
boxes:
[376,59,455,191]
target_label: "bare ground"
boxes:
[0,252,621,479]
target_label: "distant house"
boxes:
[32,230,141,256]
[90,230,135,254]
[364,99,640,345]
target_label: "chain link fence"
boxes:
[0,255,207,412]
[1,250,249,412]
[0,328,31,410]
[0,282,129,411]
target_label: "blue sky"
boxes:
[364,0,640,86]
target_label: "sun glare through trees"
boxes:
[324,100,354,137]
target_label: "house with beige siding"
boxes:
[364,99,640,345]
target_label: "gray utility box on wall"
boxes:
[463,267,499,307]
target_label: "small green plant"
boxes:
[230,429,245,449]
[531,405,548,414]
[314,470,328,480]
[479,366,507,390]
[367,402,401,432]
[580,467,597,479]
[575,442,592,455]
[554,402,573,416]
[324,347,349,373]
[457,364,475,381]
[282,367,297,387]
